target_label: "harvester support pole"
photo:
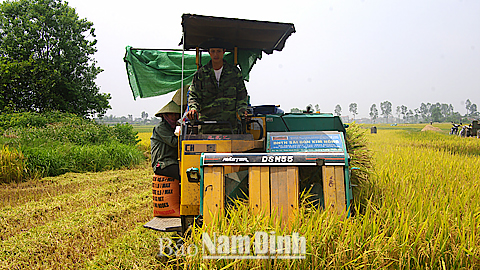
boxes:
[179,34,185,161]
[196,47,200,69]
[234,47,238,66]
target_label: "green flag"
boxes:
[124,46,261,100]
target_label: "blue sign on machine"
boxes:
[267,131,345,153]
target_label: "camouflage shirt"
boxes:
[188,60,248,134]
[150,119,178,171]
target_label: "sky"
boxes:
[66,0,480,119]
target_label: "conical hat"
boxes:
[155,100,181,117]
[172,85,189,106]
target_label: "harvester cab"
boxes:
[137,14,353,235]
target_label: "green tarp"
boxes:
[124,46,262,100]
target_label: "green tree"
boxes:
[0,0,110,117]
[369,104,378,123]
[406,109,413,123]
[400,105,408,122]
[470,104,478,118]
[334,104,342,116]
[430,105,442,122]
[465,99,472,115]
[414,108,420,123]
[440,103,453,118]
[465,99,478,117]
[445,111,462,123]
[380,101,392,123]
[419,103,431,122]
[290,108,302,113]
[348,103,358,121]
[141,111,149,124]
[396,106,401,121]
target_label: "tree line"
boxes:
[95,111,161,125]
[291,99,479,124]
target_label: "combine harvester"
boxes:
[125,14,353,235]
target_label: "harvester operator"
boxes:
[151,100,181,180]
[186,38,248,134]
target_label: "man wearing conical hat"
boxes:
[186,38,248,134]
[150,100,181,179]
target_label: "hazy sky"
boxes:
[66,0,480,119]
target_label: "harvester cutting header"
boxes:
[124,14,353,235]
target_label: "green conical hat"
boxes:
[172,85,189,106]
[155,100,181,117]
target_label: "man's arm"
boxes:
[154,124,178,148]
[235,71,248,117]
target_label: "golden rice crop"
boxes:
[137,131,152,160]
[1,125,479,269]
[0,168,155,269]
[0,145,27,183]
[153,128,480,269]
[137,131,152,148]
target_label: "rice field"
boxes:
[137,129,153,149]
[0,145,26,183]
[0,125,479,269]
[135,126,154,162]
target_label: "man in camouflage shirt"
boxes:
[186,40,248,134]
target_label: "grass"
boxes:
[1,124,479,269]
[1,112,145,182]
[20,142,145,177]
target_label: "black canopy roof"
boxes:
[181,14,295,54]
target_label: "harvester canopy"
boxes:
[181,14,296,54]
[124,14,295,100]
